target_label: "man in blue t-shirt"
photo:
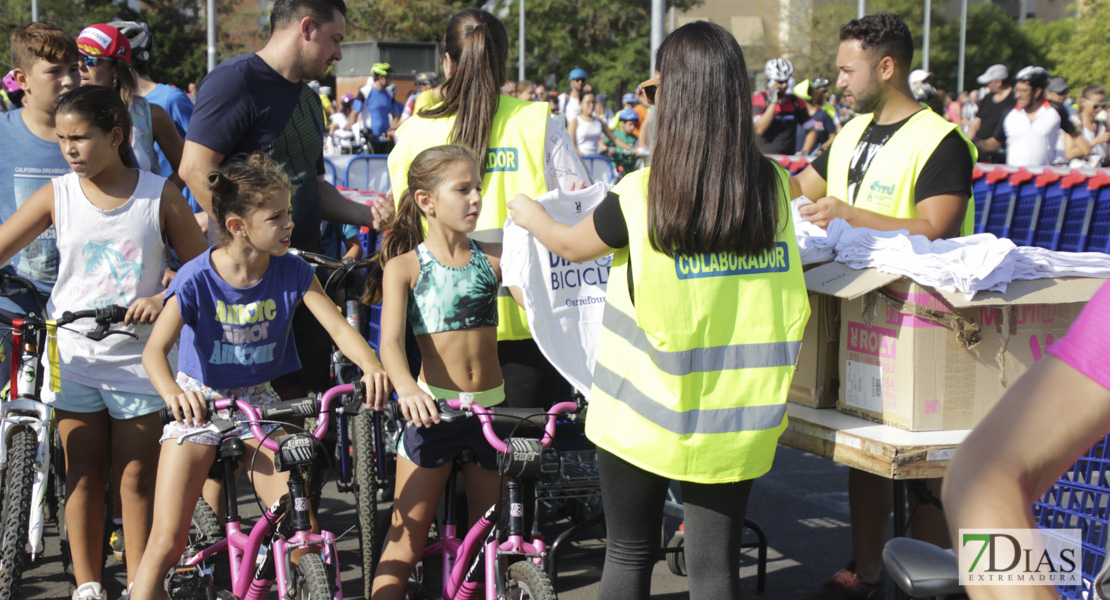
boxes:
[180,0,391,396]
[356,62,403,154]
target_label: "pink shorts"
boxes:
[159,372,282,447]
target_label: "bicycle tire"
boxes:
[189,498,223,546]
[665,531,687,576]
[352,409,380,598]
[0,428,37,600]
[293,552,334,599]
[503,561,557,600]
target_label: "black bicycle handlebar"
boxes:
[0,302,130,341]
[288,248,376,271]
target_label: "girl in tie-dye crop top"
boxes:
[368,145,511,595]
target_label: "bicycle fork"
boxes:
[0,399,52,558]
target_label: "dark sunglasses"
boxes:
[81,54,105,68]
[639,77,659,105]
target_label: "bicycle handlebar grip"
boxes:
[158,399,218,425]
[99,305,128,323]
[258,397,319,422]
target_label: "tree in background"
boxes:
[1,0,117,69]
[346,0,477,42]
[1,0,244,91]
[1045,0,1110,91]
[778,0,1057,95]
[500,0,701,100]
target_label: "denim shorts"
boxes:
[41,377,163,421]
[159,372,281,447]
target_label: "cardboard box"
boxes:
[805,262,1105,431]
[788,293,840,408]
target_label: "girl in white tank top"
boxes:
[567,91,632,157]
[0,86,205,597]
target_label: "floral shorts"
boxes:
[159,372,282,447]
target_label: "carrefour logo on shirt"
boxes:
[486,147,519,172]
[675,242,790,279]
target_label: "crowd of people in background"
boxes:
[301,54,1109,178]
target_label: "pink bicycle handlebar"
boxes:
[442,399,581,454]
[161,383,359,451]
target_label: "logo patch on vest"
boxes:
[674,242,790,279]
[486,147,519,172]
[865,179,897,208]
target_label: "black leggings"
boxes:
[597,448,754,600]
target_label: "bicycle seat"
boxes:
[883,537,962,597]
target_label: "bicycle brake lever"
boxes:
[210,417,236,434]
[86,327,138,341]
[435,399,470,423]
[340,381,366,414]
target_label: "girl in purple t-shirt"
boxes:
[130,153,391,599]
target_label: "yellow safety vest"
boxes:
[388,96,548,341]
[587,166,811,483]
[826,109,977,236]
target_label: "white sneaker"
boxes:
[72,582,105,600]
[118,582,133,600]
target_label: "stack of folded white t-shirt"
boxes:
[791,197,837,265]
[792,213,1110,297]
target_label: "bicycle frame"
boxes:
[421,399,579,600]
[177,384,356,600]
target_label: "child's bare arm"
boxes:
[142,296,207,425]
[380,255,439,427]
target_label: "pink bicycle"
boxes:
[394,397,583,600]
[159,382,370,600]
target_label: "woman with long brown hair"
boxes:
[509,21,811,599]
[387,8,590,411]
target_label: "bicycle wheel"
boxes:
[293,552,334,599]
[352,409,380,596]
[0,428,37,600]
[503,561,557,600]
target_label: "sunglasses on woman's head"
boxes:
[81,54,104,68]
[639,78,659,105]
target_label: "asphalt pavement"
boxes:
[25,444,883,599]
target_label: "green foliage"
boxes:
[501,0,701,99]
[0,0,117,70]
[115,0,245,89]
[0,0,242,89]
[345,0,479,42]
[1046,2,1110,91]
[782,0,1072,94]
